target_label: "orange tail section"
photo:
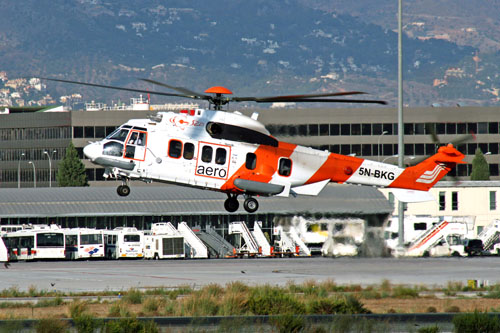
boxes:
[389,144,465,191]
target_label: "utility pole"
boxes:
[397,0,405,248]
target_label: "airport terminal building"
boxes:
[1,105,500,234]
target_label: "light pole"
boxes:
[17,152,25,188]
[44,150,54,187]
[28,161,36,188]
[377,131,388,161]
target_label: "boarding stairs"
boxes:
[289,226,311,256]
[194,226,235,258]
[478,220,500,250]
[229,222,260,255]
[152,222,180,236]
[177,222,208,259]
[252,222,271,256]
[274,225,299,255]
[406,221,450,256]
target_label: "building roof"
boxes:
[0,184,392,218]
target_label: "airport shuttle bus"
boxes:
[2,228,65,261]
[103,227,144,259]
[64,228,105,260]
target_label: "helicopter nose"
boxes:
[83,142,101,160]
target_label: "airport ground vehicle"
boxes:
[464,238,484,256]
[144,223,185,259]
[103,227,144,259]
[2,226,65,260]
[64,228,105,259]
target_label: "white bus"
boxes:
[103,227,144,259]
[0,225,24,236]
[64,228,105,260]
[2,227,65,261]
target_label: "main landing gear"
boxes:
[224,194,259,213]
[117,180,131,197]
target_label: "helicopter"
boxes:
[41,77,466,213]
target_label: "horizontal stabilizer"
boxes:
[291,179,330,196]
[391,188,435,203]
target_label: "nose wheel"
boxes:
[117,184,131,197]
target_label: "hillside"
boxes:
[1,0,495,107]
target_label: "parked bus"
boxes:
[64,228,105,260]
[103,227,144,259]
[2,226,65,261]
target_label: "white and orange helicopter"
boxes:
[42,77,467,213]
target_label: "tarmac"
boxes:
[1,256,499,292]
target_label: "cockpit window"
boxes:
[103,141,124,157]
[108,128,130,142]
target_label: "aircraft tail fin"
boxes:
[389,144,465,191]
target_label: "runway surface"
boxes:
[1,256,499,292]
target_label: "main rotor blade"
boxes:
[238,97,387,105]
[38,77,191,98]
[140,79,209,100]
[232,91,366,102]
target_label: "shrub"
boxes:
[417,326,440,333]
[69,300,88,319]
[271,313,305,333]
[103,317,158,333]
[445,306,461,313]
[108,302,131,318]
[34,318,68,333]
[453,311,500,333]
[73,313,100,333]
[123,288,142,304]
[142,297,160,314]
[392,286,419,298]
[248,286,305,315]
[426,306,438,313]
[178,293,218,316]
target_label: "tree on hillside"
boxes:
[470,148,490,181]
[56,142,89,187]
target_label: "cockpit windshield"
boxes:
[103,141,124,157]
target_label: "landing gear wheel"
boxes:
[224,196,239,212]
[243,197,259,213]
[117,185,131,197]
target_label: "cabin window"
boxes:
[413,223,427,231]
[183,143,195,160]
[201,146,213,163]
[103,141,123,157]
[246,153,257,170]
[215,148,227,165]
[278,158,292,177]
[168,140,183,158]
[124,234,141,242]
